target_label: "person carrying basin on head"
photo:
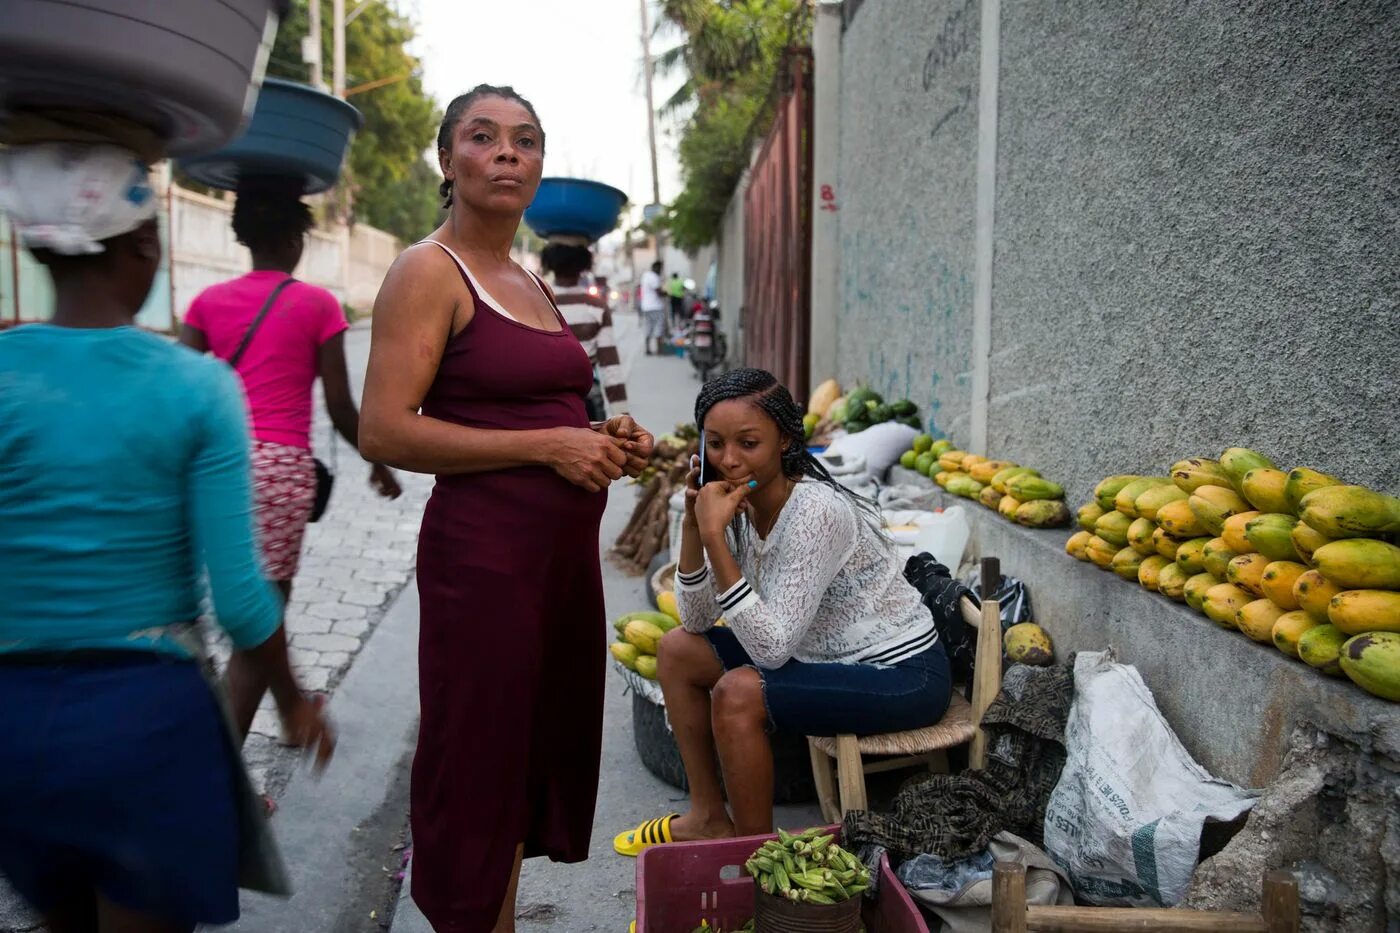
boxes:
[0,140,335,933]
[179,173,402,742]
[614,368,952,857]
[540,236,629,423]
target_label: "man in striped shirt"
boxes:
[540,238,629,421]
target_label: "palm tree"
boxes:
[651,0,801,117]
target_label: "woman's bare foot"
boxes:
[668,809,736,843]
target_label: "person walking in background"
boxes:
[540,237,629,422]
[358,84,654,932]
[179,175,401,737]
[639,259,666,356]
[666,271,687,329]
[0,141,334,933]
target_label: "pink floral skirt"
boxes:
[251,440,316,581]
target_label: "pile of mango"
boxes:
[609,591,681,681]
[1066,448,1400,702]
[898,441,1071,529]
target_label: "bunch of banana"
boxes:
[745,828,871,905]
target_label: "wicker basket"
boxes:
[650,562,676,604]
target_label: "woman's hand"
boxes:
[548,427,629,492]
[369,463,402,499]
[600,415,655,477]
[279,692,337,774]
[683,455,701,525]
[695,477,755,543]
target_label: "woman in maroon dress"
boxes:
[360,85,654,932]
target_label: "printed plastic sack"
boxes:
[1042,651,1259,907]
[898,832,1074,933]
[963,565,1032,631]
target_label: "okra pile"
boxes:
[744,827,872,905]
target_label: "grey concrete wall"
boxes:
[837,0,981,439]
[839,0,1400,503]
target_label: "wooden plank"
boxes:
[969,556,1002,769]
[807,738,840,825]
[992,862,1027,933]
[834,734,867,816]
[1262,870,1300,933]
[1025,906,1266,933]
[960,595,981,630]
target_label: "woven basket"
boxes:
[650,562,676,604]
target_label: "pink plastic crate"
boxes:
[635,826,929,933]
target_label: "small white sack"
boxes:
[822,421,919,478]
[1042,650,1260,908]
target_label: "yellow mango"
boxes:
[1094,511,1134,548]
[1171,458,1232,494]
[1295,570,1344,623]
[1297,624,1347,676]
[1272,610,1320,658]
[1222,510,1263,553]
[1290,523,1331,566]
[1157,563,1191,602]
[1226,553,1271,597]
[1202,537,1239,579]
[1260,561,1306,610]
[1086,535,1118,569]
[1153,527,1186,560]
[1066,530,1094,561]
[1184,572,1220,612]
[1189,485,1252,536]
[1128,517,1159,556]
[1241,468,1293,515]
[1313,539,1400,590]
[1157,498,1207,538]
[1284,467,1341,513]
[1138,555,1170,591]
[1237,599,1287,643]
[1327,590,1400,635]
[1112,547,1144,581]
[1135,485,1189,521]
[1203,583,1252,628]
[970,459,1015,484]
[998,494,1022,519]
[1077,501,1108,532]
[1299,486,1400,539]
[1175,538,1213,575]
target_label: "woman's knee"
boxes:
[711,668,766,732]
[656,628,717,683]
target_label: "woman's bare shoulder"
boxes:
[374,241,461,316]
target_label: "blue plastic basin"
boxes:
[176,79,363,194]
[524,177,629,242]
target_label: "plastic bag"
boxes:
[1042,651,1260,907]
[963,565,1032,631]
[898,832,1073,933]
[822,421,919,478]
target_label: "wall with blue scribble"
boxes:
[838,0,1399,502]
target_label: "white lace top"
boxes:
[675,480,937,670]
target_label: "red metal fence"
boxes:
[743,47,814,401]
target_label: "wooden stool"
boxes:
[807,557,1007,823]
[991,861,1300,932]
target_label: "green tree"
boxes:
[654,0,809,250]
[267,1,441,242]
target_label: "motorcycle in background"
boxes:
[687,300,727,382]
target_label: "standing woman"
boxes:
[0,143,334,933]
[179,175,401,735]
[358,85,655,932]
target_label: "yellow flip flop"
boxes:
[613,813,679,857]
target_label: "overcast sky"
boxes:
[406,0,685,214]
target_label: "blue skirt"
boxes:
[0,652,240,925]
[703,628,953,737]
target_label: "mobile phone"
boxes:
[698,430,719,485]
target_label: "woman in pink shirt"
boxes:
[181,176,400,736]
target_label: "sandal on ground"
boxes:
[613,813,679,857]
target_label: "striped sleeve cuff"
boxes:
[717,577,759,616]
[674,566,710,591]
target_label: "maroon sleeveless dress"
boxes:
[410,241,607,931]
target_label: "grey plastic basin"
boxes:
[0,0,289,156]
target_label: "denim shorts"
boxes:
[0,652,240,925]
[703,628,953,737]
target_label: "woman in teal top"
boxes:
[0,142,335,932]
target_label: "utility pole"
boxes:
[306,0,325,90]
[639,0,663,254]
[332,0,346,99]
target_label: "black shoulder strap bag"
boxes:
[227,277,336,522]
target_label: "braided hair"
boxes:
[436,84,546,208]
[695,368,885,549]
[231,174,312,253]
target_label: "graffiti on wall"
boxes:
[922,0,979,91]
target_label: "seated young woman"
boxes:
[615,368,952,856]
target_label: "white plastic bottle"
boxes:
[912,506,971,571]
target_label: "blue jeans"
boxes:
[703,628,953,737]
